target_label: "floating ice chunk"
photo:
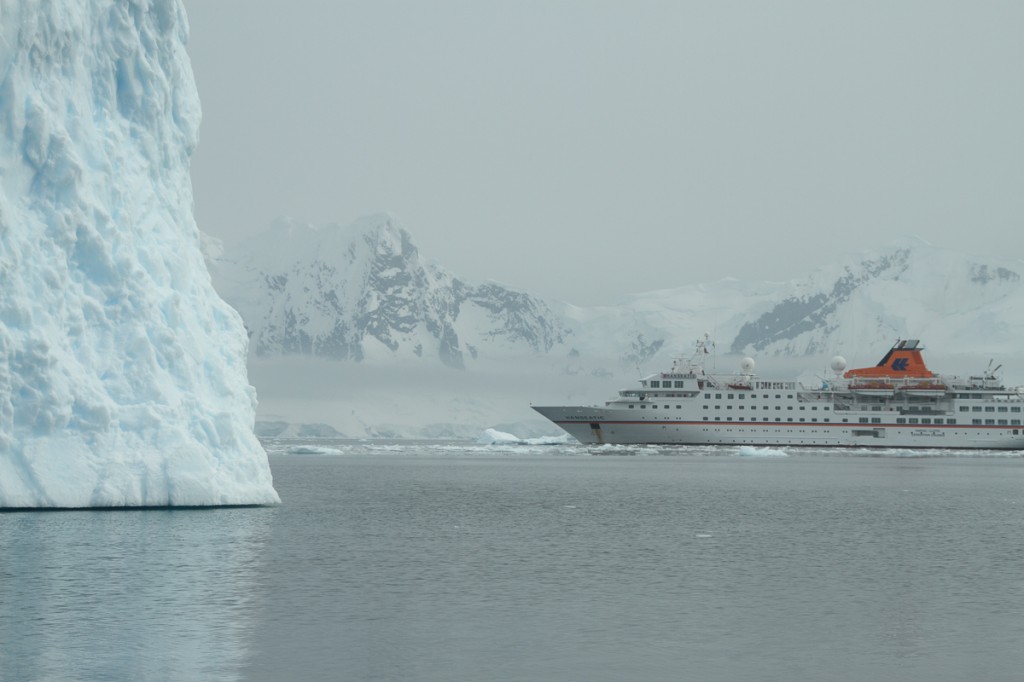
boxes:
[477,429,521,444]
[737,446,789,457]
[285,445,346,456]
[476,428,573,445]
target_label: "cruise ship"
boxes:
[533,339,1024,449]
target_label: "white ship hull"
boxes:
[533,339,1024,451]
[532,405,1024,449]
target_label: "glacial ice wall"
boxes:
[0,0,279,506]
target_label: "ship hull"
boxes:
[532,406,1024,450]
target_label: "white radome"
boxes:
[831,356,848,372]
[740,357,756,373]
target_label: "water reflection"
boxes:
[0,507,275,682]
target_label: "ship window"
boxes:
[909,418,919,424]
[788,394,794,399]
[871,418,881,424]
[985,407,995,412]
[787,418,793,422]
[960,407,969,412]
[787,406,793,411]
[1016,429,1020,434]
[812,418,818,422]
[739,405,745,410]
[705,393,711,399]
[897,418,906,424]
[775,394,781,399]
[998,407,1008,412]
[677,405,682,409]
[948,419,957,425]
[842,419,849,423]
[972,419,981,425]
[763,394,769,399]
[715,405,721,410]
[812,406,818,411]
[728,394,734,399]
[738,417,744,421]
[715,417,721,421]
[629,405,634,409]
[799,418,805,422]
[641,405,646,409]
[799,406,805,411]
[675,381,685,388]
[1013,420,1021,426]
[650,381,660,388]
[985,419,995,425]
[775,406,781,410]
[823,407,830,411]
[703,417,708,421]
[775,418,781,422]
[998,419,1008,425]
[973,407,982,412]
[763,406,769,410]
[727,405,733,410]
[652,405,658,409]
[1012,407,1022,413]
[702,405,708,410]
[859,418,869,424]
[921,418,931,424]
[715,394,722,399]
[738,394,745,400]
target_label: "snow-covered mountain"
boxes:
[207,215,568,368]
[210,220,1024,372]
[0,1,278,506]
[730,239,1024,364]
[206,219,1023,438]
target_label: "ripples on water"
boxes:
[3,441,1024,681]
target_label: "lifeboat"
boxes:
[848,380,895,396]
[896,380,948,397]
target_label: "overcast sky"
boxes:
[185,1,1023,306]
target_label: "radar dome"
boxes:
[740,357,756,373]
[830,356,847,372]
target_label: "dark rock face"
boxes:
[731,249,911,354]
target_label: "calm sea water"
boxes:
[3,441,1024,681]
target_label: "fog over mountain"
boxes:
[206,217,1024,439]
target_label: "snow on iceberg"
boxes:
[0,1,279,506]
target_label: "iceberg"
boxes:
[737,446,789,457]
[476,428,573,446]
[0,1,278,506]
